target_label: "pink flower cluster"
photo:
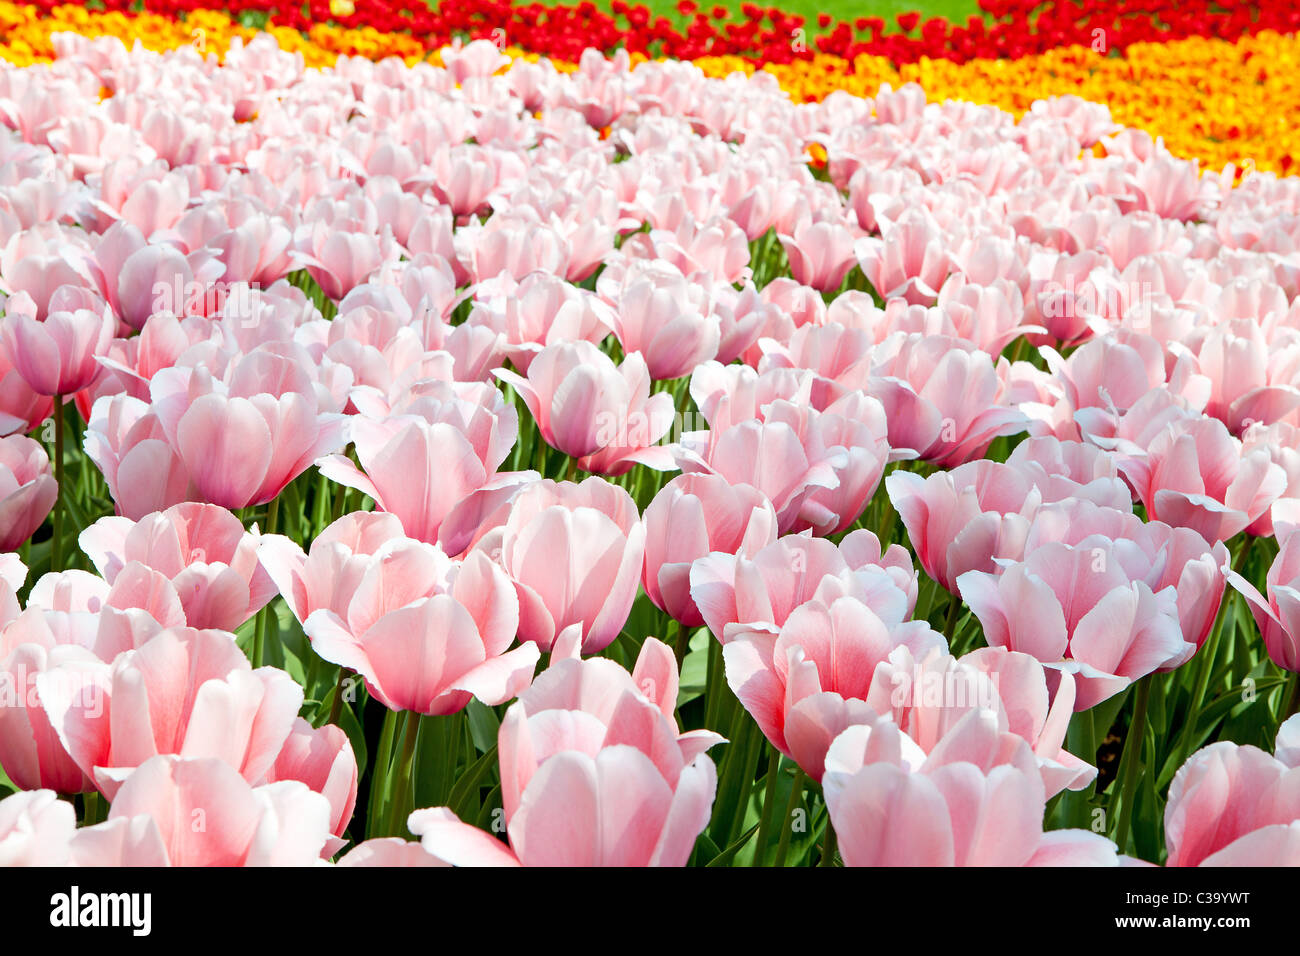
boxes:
[0,33,1299,866]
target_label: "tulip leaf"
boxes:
[448,744,499,819]
[706,823,760,867]
[465,699,500,753]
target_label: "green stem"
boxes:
[1285,672,1300,722]
[534,434,548,477]
[387,711,421,838]
[1172,538,1251,768]
[751,746,782,866]
[326,667,349,726]
[671,617,688,674]
[52,397,64,573]
[251,496,280,668]
[84,790,99,826]
[704,638,725,732]
[942,592,962,645]
[1113,676,1151,854]
[819,818,838,867]
[772,769,805,868]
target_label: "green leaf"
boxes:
[448,745,500,818]
[465,699,500,753]
[677,629,710,708]
[706,823,760,867]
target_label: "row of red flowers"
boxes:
[36,0,1300,64]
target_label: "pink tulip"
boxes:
[409,640,722,866]
[778,219,859,292]
[596,261,721,381]
[691,529,917,645]
[0,347,53,436]
[70,755,333,866]
[1118,416,1286,543]
[1228,531,1300,671]
[1026,505,1228,662]
[0,301,114,397]
[40,626,304,799]
[471,478,645,654]
[264,718,358,858]
[1163,717,1300,866]
[439,38,511,84]
[0,434,57,551]
[1005,436,1133,511]
[336,838,448,867]
[494,341,676,476]
[79,502,275,632]
[866,644,1095,795]
[724,595,944,780]
[642,474,778,627]
[854,208,951,305]
[749,394,893,536]
[0,641,100,793]
[822,715,1117,866]
[302,540,538,715]
[869,334,1027,467]
[150,357,349,510]
[957,540,1192,710]
[886,460,1042,594]
[673,406,843,534]
[293,220,393,301]
[1242,421,1300,538]
[0,789,77,865]
[82,395,194,520]
[471,271,611,375]
[256,510,407,626]
[319,415,507,545]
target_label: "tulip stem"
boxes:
[819,819,838,867]
[534,435,548,478]
[671,618,689,673]
[1112,676,1151,854]
[1285,672,1300,722]
[772,769,805,868]
[388,711,421,838]
[83,791,99,826]
[1172,539,1252,770]
[326,668,350,726]
[251,496,280,668]
[751,746,781,865]
[942,592,962,646]
[51,396,64,573]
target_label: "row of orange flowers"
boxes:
[1,2,1296,177]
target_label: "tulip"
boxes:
[0,434,57,552]
[471,478,645,654]
[822,715,1118,866]
[0,302,114,398]
[79,502,275,632]
[1163,717,1300,866]
[957,540,1192,710]
[691,530,917,645]
[39,626,304,799]
[642,474,778,627]
[494,341,676,476]
[0,789,77,866]
[302,540,538,715]
[256,511,407,626]
[1117,416,1286,543]
[408,640,722,866]
[70,755,333,866]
